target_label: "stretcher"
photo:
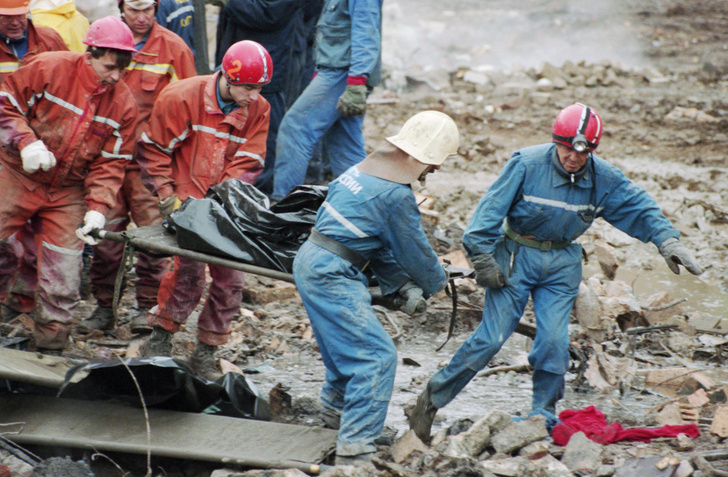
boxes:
[92,224,463,327]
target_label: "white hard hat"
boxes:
[386,111,459,166]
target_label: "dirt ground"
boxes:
[3,0,728,476]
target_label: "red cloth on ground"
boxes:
[552,405,700,446]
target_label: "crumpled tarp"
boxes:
[164,180,327,273]
[57,356,271,421]
[552,405,700,446]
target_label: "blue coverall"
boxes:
[427,143,680,415]
[156,0,195,55]
[293,165,447,456]
[272,0,382,201]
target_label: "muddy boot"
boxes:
[139,327,173,357]
[188,342,223,381]
[408,387,438,444]
[0,304,21,323]
[334,453,374,467]
[319,406,342,430]
[129,307,152,334]
[76,306,115,334]
[79,252,92,300]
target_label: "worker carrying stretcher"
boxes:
[135,40,272,380]
[292,111,460,466]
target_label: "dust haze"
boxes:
[383,0,647,73]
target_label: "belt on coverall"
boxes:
[308,228,370,272]
[503,221,570,251]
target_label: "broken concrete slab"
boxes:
[390,430,428,464]
[710,405,728,437]
[490,415,549,454]
[560,431,603,473]
[482,456,527,476]
[613,456,677,477]
[524,454,573,477]
[644,367,716,398]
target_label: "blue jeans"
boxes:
[272,68,366,200]
[427,238,581,412]
[254,90,285,196]
[293,241,397,456]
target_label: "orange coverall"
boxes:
[89,22,197,311]
[0,51,138,348]
[136,71,269,345]
[0,20,67,315]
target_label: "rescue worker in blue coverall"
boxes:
[293,111,459,465]
[409,103,703,443]
[272,0,382,201]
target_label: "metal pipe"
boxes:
[96,230,295,284]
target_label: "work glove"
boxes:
[158,194,182,217]
[471,253,507,289]
[659,238,703,275]
[397,281,426,316]
[336,84,367,117]
[20,140,56,173]
[75,210,106,246]
[205,0,229,7]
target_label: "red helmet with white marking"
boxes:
[552,103,603,152]
[221,40,273,86]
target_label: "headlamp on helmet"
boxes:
[552,103,602,152]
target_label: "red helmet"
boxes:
[221,40,273,86]
[552,103,603,152]
[83,16,137,53]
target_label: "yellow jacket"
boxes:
[30,1,89,53]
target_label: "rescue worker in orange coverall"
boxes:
[136,40,271,379]
[0,16,138,351]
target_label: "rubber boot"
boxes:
[0,304,21,323]
[139,327,173,357]
[408,387,438,444]
[319,406,342,430]
[129,307,152,334]
[77,306,115,334]
[532,369,565,415]
[188,342,223,381]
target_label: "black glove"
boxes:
[659,238,702,275]
[397,281,426,316]
[471,254,507,289]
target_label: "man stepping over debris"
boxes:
[408,103,703,444]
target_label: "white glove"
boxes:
[75,210,106,246]
[20,140,57,173]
